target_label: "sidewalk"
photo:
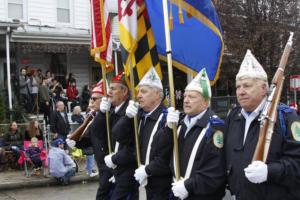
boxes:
[0,169,98,191]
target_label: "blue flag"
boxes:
[145,0,224,84]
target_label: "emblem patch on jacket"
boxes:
[291,121,300,141]
[213,130,224,148]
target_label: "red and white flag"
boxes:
[90,0,112,65]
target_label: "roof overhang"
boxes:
[10,25,91,45]
[11,33,90,44]
[0,21,20,35]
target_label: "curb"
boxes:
[0,174,98,191]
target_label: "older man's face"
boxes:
[56,102,65,112]
[89,93,102,111]
[108,83,128,107]
[236,78,267,112]
[183,90,209,116]
[21,69,27,76]
[137,86,161,112]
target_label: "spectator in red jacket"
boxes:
[66,80,79,111]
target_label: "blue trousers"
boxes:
[86,155,94,174]
[62,168,76,184]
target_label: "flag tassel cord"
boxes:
[169,0,173,30]
[178,1,184,24]
[163,0,181,181]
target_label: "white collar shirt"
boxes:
[241,98,266,144]
[183,109,207,137]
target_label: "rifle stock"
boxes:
[252,32,294,162]
[69,111,96,142]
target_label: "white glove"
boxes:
[134,165,148,186]
[66,138,76,149]
[104,154,117,169]
[167,107,180,129]
[109,176,115,183]
[100,97,111,113]
[126,100,139,118]
[172,180,189,199]
[244,161,268,184]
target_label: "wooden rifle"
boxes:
[69,110,96,142]
[252,32,294,162]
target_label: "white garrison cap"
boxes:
[185,68,211,99]
[236,50,268,81]
[138,67,163,90]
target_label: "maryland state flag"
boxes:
[118,0,163,88]
[90,0,113,70]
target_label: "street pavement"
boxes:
[0,181,98,200]
[0,169,98,191]
[0,170,232,199]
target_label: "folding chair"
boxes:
[18,140,48,177]
[70,147,86,172]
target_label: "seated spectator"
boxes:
[5,121,23,158]
[24,120,43,141]
[48,138,76,185]
[71,106,84,124]
[25,137,42,175]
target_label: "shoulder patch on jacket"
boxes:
[291,121,300,141]
[213,130,224,148]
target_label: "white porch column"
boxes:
[6,26,13,110]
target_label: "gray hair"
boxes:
[151,86,164,101]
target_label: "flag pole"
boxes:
[128,56,142,167]
[162,0,180,181]
[101,62,112,154]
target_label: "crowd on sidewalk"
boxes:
[15,67,93,123]
[0,67,101,185]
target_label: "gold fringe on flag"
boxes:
[178,0,184,24]
[169,0,173,30]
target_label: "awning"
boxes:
[10,25,91,45]
[0,21,20,35]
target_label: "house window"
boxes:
[8,0,23,19]
[57,0,70,23]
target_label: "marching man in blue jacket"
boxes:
[225,50,300,200]
[167,68,226,200]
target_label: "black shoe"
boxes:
[56,177,64,184]
[63,179,70,185]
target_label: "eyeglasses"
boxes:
[90,97,101,101]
